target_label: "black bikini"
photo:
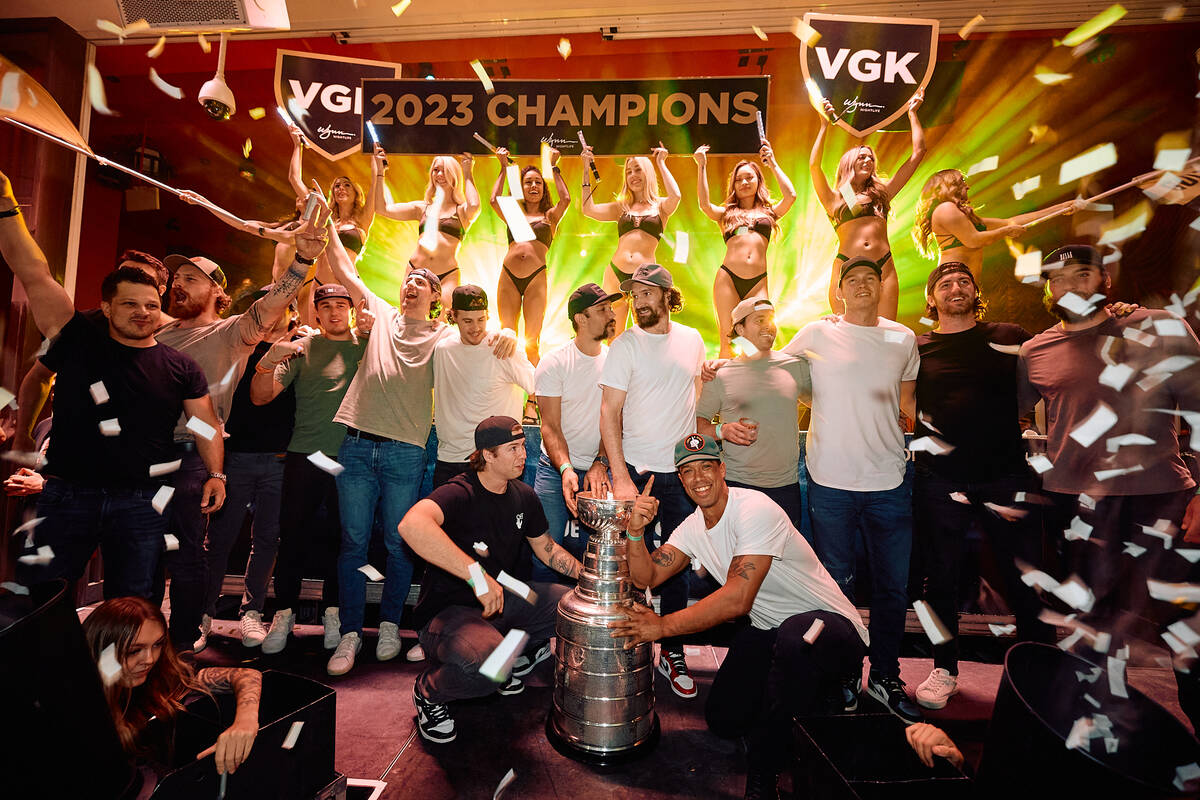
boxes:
[829,202,881,229]
[611,210,664,283]
[337,227,364,253]
[937,219,988,251]
[419,211,466,241]
[506,217,554,248]
[502,265,547,296]
[722,217,773,242]
[719,266,768,300]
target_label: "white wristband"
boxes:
[715,423,724,440]
[467,561,488,597]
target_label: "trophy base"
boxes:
[544,711,660,768]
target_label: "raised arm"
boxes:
[622,476,690,588]
[934,203,1023,248]
[881,90,926,198]
[398,498,505,616]
[459,152,482,225]
[1006,197,1086,227]
[653,145,682,218]
[194,667,261,776]
[488,147,511,217]
[580,145,623,221]
[548,149,571,224]
[762,138,797,218]
[286,125,307,199]
[693,146,724,221]
[809,107,838,214]
[235,211,327,345]
[0,171,75,339]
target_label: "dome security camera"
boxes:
[198,32,235,120]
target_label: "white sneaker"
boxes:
[240,610,268,647]
[327,632,362,676]
[406,643,426,662]
[323,607,341,650]
[261,609,295,654]
[915,667,959,709]
[376,621,402,661]
[193,614,212,653]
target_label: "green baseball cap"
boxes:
[674,433,723,468]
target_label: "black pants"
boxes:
[705,610,865,769]
[273,452,342,611]
[913,469,1055,672]
[433,460,471,489]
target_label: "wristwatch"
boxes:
[207,472,227,482]
[295,253,317,266]
[593,455,610,468]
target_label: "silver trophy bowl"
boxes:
[546,492,659,764]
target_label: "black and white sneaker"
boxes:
[413,685,456,743]
[866,673,923,724]
[840,674,861,713]
[511,641,552,677]
[497,674,525,696]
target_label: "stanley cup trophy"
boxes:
[546,492,660,763]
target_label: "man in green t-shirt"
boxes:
[248,283,367,654]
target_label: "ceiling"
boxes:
[2,0,1197,43]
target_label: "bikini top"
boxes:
[617,210,664,240]
[723,216,774,243]
[506,217,554,247]
[829,202,883,229]
[936,219,988,250]
[419,210,465,241]
[337,227,364,253]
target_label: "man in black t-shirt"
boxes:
[398,416,583,744]
[911,262,1054,711]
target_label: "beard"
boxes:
[634,302,666,329]
[169,289,206,320]
[593,320,616,342]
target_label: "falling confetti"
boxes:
[1034,67,1073,86]
[197,33,211,54]
[1028,124,1055,144]
[791,18,821,46]
[497,570,537,603]
[470,59,494,94]
[149,68,184,100]
[281,721,304,750]
[1059,143,1118,184]
[493,768,517,800]
[186,416,217,441]
[497,196,536,243]
[164,533,179,551]
[87,64,117,116]
[988,623,1017,636]
[958,14,985,38]
[966,155,998,177]
[147,35,166,59]
[1012,175,1042,200]
[480,628,529,682]
[242,138,252,159]
[308,451,345,476]
[89,381,110,404]
[152,485,174,514]
[98,644,122,685]
[468,561,488,596]
[390,0,412,15]
[557,38,572,59]
[96,19,126,39]
[803,618,825,643]
[99,418,121,437]
[1058,4,1127,47]
[473,541,490,556]
[752,26,768,41]
[674,231,690,263]
[248,107,266,120]
[1098,201,1151,245]
[358,563,385,581]
[913,600,953,644]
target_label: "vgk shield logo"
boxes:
[800,13,938,138]
[274,50,402,161]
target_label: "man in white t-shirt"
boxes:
[600,263,706,699]
[532,283,621,581]
[433,285,535,487]
[611,434,868,799]
[781,256,921,724]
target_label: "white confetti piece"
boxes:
[949,492,970,504]
[1169,620,1200,647]
[1,581,29,595]
[163,533,179,551]
[1098,204,1151,245]
[1155,148,1191,172]
[1068,402,1117,447]
[281,720,303,750]
[497,196,536,243]
[790,17,821,46]
[1175,762,1200,792]
[149,460,182,477]
[802,618,825,644]
[1077,666,1102,683]
[673,231,689,264]
[470,59,494,94]
[505,163,522,199]
[149,68,183,100]
[1078,493,1096,510]
[89,381,110,405]
[1122,328,1156,347]
[1122,541,1146,557]
[731,335,760,356]
[988,623,1016,636]
[390,0,412,15]
[883,330,907,344]
[919,316,936,328]
[1163,631,1193,655]
[1027,454,1054,474]
[1176,549,1200,563]
[17,545,54,565]
[988,342,1022,355]
[1148,580,1200,603]
[473,541,490,556]
[1059,628,1085,651]
[1059,143,1117,185]
[13,516,45,548]
[1143,172,1183,202]
[1092,631,1111,653]
[1104,736,1119,754]
[913,600,952,644]
[751,25,768,41]
[469,561,488,597]
[1034,68,1073,86]
[1057,291,1100,318]
[1012,175,1042,200]
[497,570,536,603]
[1053,577,1095,612]
[1096,464,1144,482]
[908,436,954,456]
[958,14,985,38]
[493,767,517,800]
[480,628,529,682]
[186,416,217,441]
[87,63,117,115]
[1142,521,1175,549]
[358,563,384,582]
[1064,516,1093,541]
[147,35,166,58]
[966,155,998,177]
[96,18,125,38]
[1098,363,1134,390]
[420,187,445,254]
[99,418,121,437]
[197,33,211,53]
[98,643,122,685]
[838,181,858,214]
[1065,716,1093,750]
[152,485,174,514]
[1152,318,1190,338]
[557,37,572,59]
[1105,433,1155,453]
[0,72,20,112]
[307,451,345,476]
[1084,693,1101,708]
[1013,249,1043,282]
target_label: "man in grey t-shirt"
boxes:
[697,296,810,531]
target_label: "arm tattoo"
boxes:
[650,548,676,567]
[196,667,262,709]
[729,555,757,582]
[247,264,306,332]
[543,539,554,555]
[548,544,582,578]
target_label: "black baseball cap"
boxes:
[1042,244,1103,274]
[314,283,352,305]
[619,263,674,292]
[838,256,881,285]
[452,284,489,311]
[405,268,443,297]
[568,283,623,319]
[924,262,977,300]
[475,415,525,450]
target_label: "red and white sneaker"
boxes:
[657,648,697,698]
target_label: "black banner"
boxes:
[360,77,768,156]
[800,13,938,138]
[274,50,403,161]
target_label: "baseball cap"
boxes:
[568,283,623,319]
[475,415,525,450]
[924,262,977,300]
[619,263,674,292]
[165,254,228,290]
[731,296,774,327]
[1042,244,1103,274]
[406,267,443,297]
[838,256,881,285]
[314,283,352,306]
[452,284,489,312]
[674,433,723,468]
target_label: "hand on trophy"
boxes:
[608,601,664,649]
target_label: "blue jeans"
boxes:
[20,478,166,598]
[807,479,912,678]
[628,464,695,652]
[532,454,587,583]
[165,449,211,649]
[201,451,285,616]
[335,433,426,635]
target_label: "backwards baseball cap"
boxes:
[568,283,623,319]
[314,283,352,306]
[405,267,443,297]
[924,262,977,300]
[838,256,881,285]
[165,254,228,290]
[452,284,489,312]
[674,433,723,468]
[619,263,674,292]
[475,415,525,450]
[731,296,774,327]
[1042,244,1103,274]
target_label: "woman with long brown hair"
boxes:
[82,597,262,776]
[489,146,570,365]
[810,91,925,321]
[287,125,376,260]
[580,145,681,335]
[694,141,796,357]
[913,168,1082,273]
